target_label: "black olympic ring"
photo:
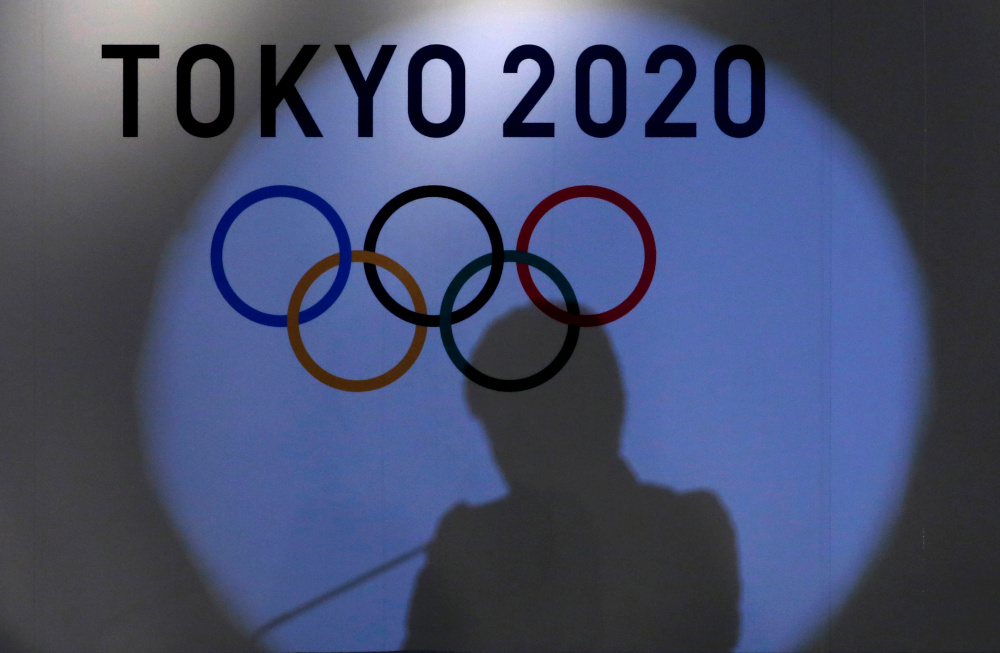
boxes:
[363,185,504,327]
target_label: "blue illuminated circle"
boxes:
[210,185,352,327]
[141,6,929,652]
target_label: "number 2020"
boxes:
[503,43,765,139]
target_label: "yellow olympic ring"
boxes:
[287,250,427,392]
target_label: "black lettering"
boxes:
[645,45,697,138]
[714,45,765,138]
[261,45,323,137]
[335,44,396,137]
[503,45,555,138]
[176,44,234,138]
[575,45,627,138]
[101,44,159,137]
[407,45,466,138]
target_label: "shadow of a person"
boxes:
[404,305,740,652]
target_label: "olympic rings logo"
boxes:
[211,184,656,392]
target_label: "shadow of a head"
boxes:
[405,307,741,653]
[464,305,627,494]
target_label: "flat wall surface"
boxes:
[0,2,998,652]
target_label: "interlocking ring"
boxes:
[211,185,352,327]
[516,185,656,327]
[213,184,656,392]
[440,250,580,392]
[364,185,504,327]
[287,250,427,393]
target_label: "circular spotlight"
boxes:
[140,6,928,651]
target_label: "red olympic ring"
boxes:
[515,185,656,327]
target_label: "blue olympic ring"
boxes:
[210,185,352,327]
